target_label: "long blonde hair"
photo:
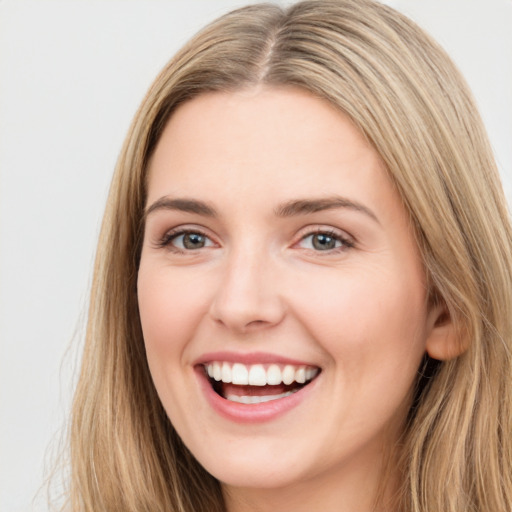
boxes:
[68,1,512,510]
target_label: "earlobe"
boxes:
[425,304,467,361]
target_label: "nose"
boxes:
[209,247,286,333]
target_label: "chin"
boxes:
[187,435,311,490]
[207,460,305,490]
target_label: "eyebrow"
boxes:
[144,197,218,218]
[144,195,379,224]
[275,196,380,224]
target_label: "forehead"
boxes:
[146,86,392,207]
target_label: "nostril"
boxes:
[246,319,268,328]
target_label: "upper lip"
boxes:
[194,351,320,368]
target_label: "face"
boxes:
[138,87,440,501]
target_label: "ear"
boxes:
[425,303,467,361]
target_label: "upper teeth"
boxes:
[205,362,319,386]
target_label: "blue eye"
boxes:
[167,231,214,250]
[299,231,351,251]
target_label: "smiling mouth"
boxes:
[203,362,320,404]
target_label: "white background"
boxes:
[1,1,511,510]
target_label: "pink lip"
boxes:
[194,362,320,424]
[194,351,317,366]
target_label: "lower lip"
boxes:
[195,367,318,424]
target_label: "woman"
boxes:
[67,1,512,511]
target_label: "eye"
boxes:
[298,230,353,252]
[163,230,215,251]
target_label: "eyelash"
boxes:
[157,228,214,253]
[156,227,355,254]
[297,229,355,254]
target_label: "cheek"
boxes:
[137,265,211,364]
[291,263,428,378]
[136,264,217,427]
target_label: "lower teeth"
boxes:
[225,390,298,404]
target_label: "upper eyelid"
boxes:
[160,224,214,238]
[294,225,355,242]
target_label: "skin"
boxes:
[137,86,450,512]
